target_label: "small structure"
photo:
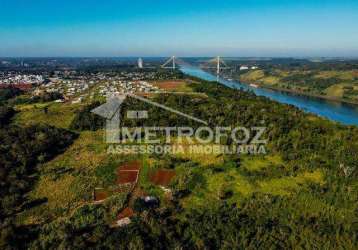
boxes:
[143,196,159,208]
[116,217,131,227]
[144,196,157,203]
[114,207,134,227]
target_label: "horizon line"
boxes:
[1,56,358,59]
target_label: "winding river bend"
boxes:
[180,65,358,126]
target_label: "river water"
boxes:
[180,65,358,126]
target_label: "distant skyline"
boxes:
[1,0,358,57]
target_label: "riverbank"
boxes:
[244,82,358,106]
[180,66,358,126]
[210,70,358,106]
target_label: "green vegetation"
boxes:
[0,87,23,104]
[0,106,15,126]
[0,124,77,248]
[14,102,82,129]
[13,91,64,105]
[240,69,358,102]
[1,74,357,249]
[234,60,358,103]
[69,101,104,131]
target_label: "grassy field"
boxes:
[180,153,326,209]
[324,84,346,97]
[14,102,84,129]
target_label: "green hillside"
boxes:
[1,78,357,249]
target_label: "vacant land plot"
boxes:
[149,169,176,187]
[14,102,83,129]
[152,80,192,92]
[116,171,139,184]
[94,189,109,202]
[116,161,141,184]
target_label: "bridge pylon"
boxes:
[161,56,176,70]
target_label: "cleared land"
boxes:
[14,101,84,128]
[152,80,193,92]
[149,169,176,187]
[116,161,141,184]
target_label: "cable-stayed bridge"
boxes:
[161,56,193,69]
[200,56,229,74]
[160,56,230,75]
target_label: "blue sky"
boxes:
[1,0,358,57]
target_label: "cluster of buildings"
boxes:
[0,69,166,104]
[0,68,178,104]
[41,79,92,97]
[29,71,164,103]
[0,73,44,90]
[97,80,159,96]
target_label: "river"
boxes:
[180,65,358,126]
